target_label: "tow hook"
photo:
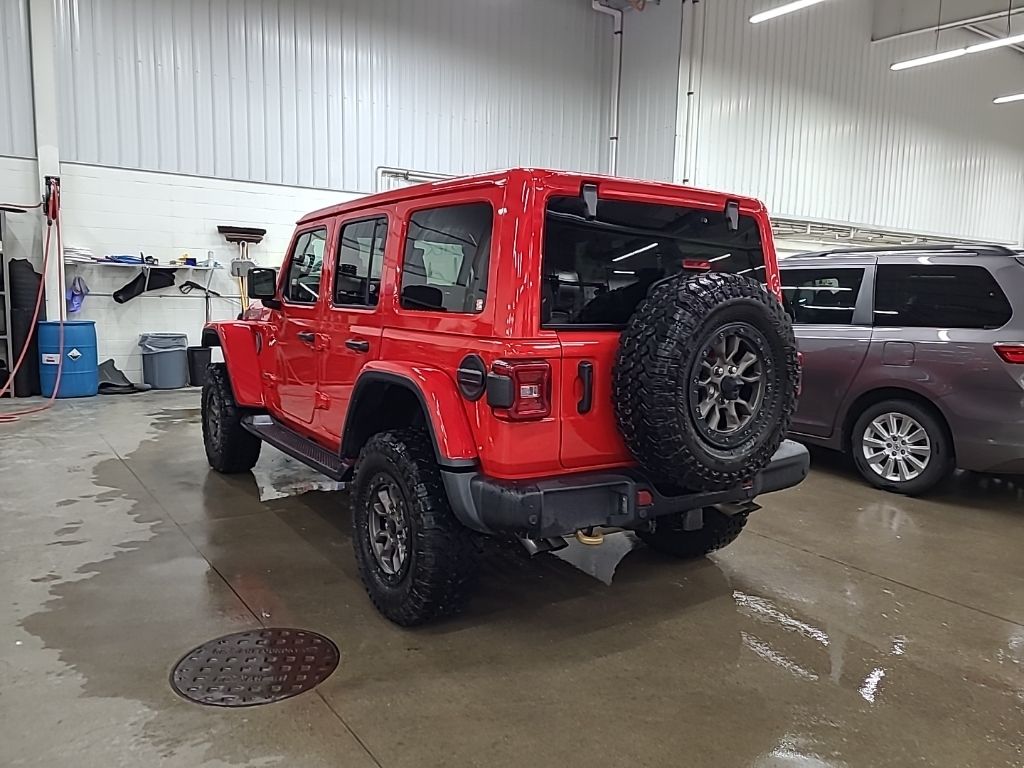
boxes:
[575,527,605,546]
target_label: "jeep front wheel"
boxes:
[636,507,749,559]
[202,363,262,473]
[351,429,478,626]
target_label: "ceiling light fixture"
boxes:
[890,48,967,70]
[966,32,1024,53]
[749,0,830,24]
[994,92,1024,103]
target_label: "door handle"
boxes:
[345,338,370,353]
[297,331,316,344]
[577,361,594,414]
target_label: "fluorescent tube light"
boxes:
[750,0,829,24]
[994,92,1024,104]
[966,33,1024,54]
[891,48,967,71]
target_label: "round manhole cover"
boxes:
[170,628,340,707]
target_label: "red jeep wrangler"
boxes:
[201,169,808,625]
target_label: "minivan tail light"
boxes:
[994,344,1024,364]
[488,360,551,420]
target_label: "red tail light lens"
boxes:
[490,360,551,420]
[682,259,711,271]
[994,344,1024,364]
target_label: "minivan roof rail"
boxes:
[797,243,1020,257]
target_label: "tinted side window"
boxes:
[284,228,327,304]
[781,267,864,325]
[400,203,493,314]
[334,217,387,307]
[874,265,1011,329]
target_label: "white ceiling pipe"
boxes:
[592,1,623,176]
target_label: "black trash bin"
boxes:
[187,346,212,387]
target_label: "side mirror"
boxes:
[248,268,280,308]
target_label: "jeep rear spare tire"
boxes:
[614,272,798,491]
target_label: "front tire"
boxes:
[636,507,749,559]
[351,429,478,626]
[202,363,262,473]
[851,399,953,495]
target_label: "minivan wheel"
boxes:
[851,400,953,496]
[351,429,478,626]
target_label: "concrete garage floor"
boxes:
[2,392,1023,768]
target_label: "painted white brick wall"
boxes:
[55,163,360,380]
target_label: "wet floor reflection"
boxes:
[3,393,1024,767]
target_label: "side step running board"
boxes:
[242,415,350,481]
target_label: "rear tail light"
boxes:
[488,360,551,420]
[994,344,1024,364]
[682,258,711,271]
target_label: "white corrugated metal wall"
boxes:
[53,0,613,193]
[618,0,681,182]
[617,0,1024,243]
[695,0,1024,242]
[0,0,36,158]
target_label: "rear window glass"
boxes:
[874,265,1011,329]
[542,196,765,328]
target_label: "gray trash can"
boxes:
[139,333,189,389]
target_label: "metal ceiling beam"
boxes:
[873,0,1024,42]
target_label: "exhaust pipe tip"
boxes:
[520,536,568,556]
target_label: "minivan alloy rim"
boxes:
[367,477,409,576]
[862,412,932,483]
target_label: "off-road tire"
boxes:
[851,399,953,496]
[637,507,749,559]
[614,272,798,491]
[202,363,262,473]
[351,429,478,626]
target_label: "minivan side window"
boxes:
[781,267,865,325]
[399,203,493,314]
[283,227,327,304]
[334,217,388,307]
[874,265,1011,329]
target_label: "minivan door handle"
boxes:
[345,338,370,353]
[577,361,594,414]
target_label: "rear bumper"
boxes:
[442,440,810,538]
[951,427,1024,474]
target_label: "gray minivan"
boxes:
[781,245,1024,495]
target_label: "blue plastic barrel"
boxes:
[38,320,99,398]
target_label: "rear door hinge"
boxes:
[314,391,331,410]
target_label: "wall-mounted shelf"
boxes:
[65,261,219,271]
